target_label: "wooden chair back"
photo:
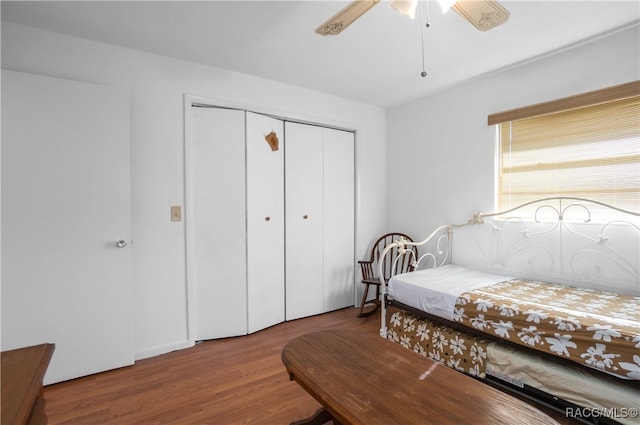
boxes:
[357,232,417,317]
[366,232,418,282]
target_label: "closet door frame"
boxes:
[184,94,358,344]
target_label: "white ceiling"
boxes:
[2,1,639,107]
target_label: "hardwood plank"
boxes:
[43,307,581,424]
[43,308,378,425]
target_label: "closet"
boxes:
[188,106,354,341]
[285,122,355,320]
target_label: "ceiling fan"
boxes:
[315,0,510,36]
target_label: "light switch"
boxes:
[171,205,182,222]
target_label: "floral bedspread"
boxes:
[454,279,640,380]
[386,310,492,378]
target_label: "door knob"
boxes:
[115,239,127,248]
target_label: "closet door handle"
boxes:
[303,214,309,220]
[265,216,271,221]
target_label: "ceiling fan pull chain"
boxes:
[424,0,431,28]
[419,0,428,77]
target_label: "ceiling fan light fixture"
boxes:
[390,0,418,20]
[315,0,509,36]
[437,0,458,13]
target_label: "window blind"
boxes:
[492,83,640,213]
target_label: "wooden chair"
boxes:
[358,232,418,317]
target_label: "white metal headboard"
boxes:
[378,197,640,335]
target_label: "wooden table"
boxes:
[2,343,55,425]
[282,330,559,425]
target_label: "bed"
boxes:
[377,197,639,424]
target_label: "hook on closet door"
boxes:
[264,131,279,151]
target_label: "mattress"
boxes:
[486,343,640,425]
[388,264,513,321]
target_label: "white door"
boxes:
[246,112,285,333]
[189,107,247,340]
[323,128,355,311]
[285,122,324,320]
[1,70,134,384]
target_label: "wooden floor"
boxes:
[43,307,380,425]
[43,307,579,425]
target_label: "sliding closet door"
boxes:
[323,128,355,310]
[189,107,247,340]
[246,112,286,333]
[285,122,325,320]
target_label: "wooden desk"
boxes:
[2,343,55,425]
[282,330,559,425]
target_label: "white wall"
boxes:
[1,22,388,359]
[387,24,640,240]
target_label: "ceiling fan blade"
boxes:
[315,0,381,36]
[452,0,510,31]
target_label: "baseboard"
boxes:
[135,340,194,361]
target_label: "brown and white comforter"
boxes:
[454,279,640,380]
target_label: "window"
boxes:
[489,81,640,213]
